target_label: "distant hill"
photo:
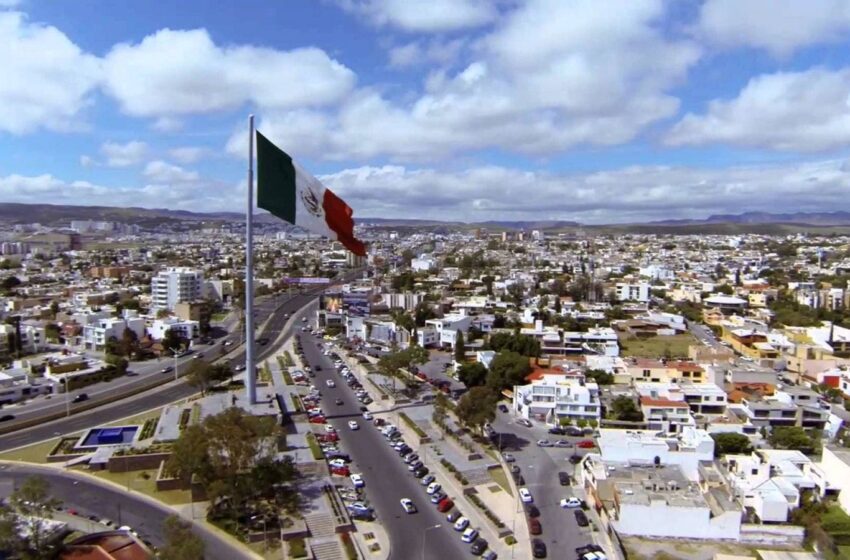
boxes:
[1,203,850,232]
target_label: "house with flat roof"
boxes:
[596,427,714,481]
[513,369,600,425]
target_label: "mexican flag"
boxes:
[256,131,366,256]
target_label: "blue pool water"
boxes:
[79,426,138,447]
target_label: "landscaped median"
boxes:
[305,432,324,460]
[398,412,428,440]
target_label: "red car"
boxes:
[415,372,428,381]
[577,440,595,449]
[331,466,350,476]
[317,433,339,443]
[436,497,454,512]
[528,516,542,535]
[309,416,327,424]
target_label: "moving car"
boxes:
[160,366,173,374]
[348,420,359,430]
[362,411,373,420]
[0,414,14,422]
[560,497,582,508]
[72,393,89,403]
[335,398,344,406]
[461,528,479,543]
[501,452,516,463]
[400,498,417,514]
[519,488,533,503]
[517,418,532,427]
[536,439,553,447]
[326,380,336,388]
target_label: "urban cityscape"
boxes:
[3,2,850,560]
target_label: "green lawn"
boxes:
[618,333,696,359]
[79,467,191,505]
[0,437,70,463]
[488,466,513,496]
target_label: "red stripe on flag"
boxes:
[323,188,366,256]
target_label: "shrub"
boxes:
[288,537,307,558]
[399,412,427,438]
[505,535,517,545]
[306,433,324,460]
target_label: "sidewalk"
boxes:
[350,519,390,560]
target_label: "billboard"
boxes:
[320,292,370,316]
[284,277,331,284]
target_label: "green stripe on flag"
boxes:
[256,131,297,225]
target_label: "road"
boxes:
[491,411,593,559]
[0,463,251,559]
[688,322,724,350]
[0,293,289,427]
[299,329,471,560]
[0,291,318,453]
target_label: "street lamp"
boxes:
[421,523,441,560]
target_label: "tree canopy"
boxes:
[161,515,205,560]
[457,362,488,388]
[711,432,753,457]
[0,475,62,558]
[456,386,498,433]
[610,396,643,422]
[486,350,531,391]
[485,332,540,357]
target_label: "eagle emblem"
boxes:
[301,187,323,218]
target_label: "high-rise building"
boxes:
[151,267,203,310]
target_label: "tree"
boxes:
[44,323,61,343]
[433,392,449,425]
[610,396,643,422]
[413,301,437,326]
[585,368,614,385]
[9,476,62,558]
[454,330,466,363]
[711,433,753,457]
[486,351,531,391]
[0,276,21,294]
[161,515,205,560]
[769,426,816,454]
[482,275,495,296]
[485,332,540,357]
[118,327,140,358]
[186,361,214,396]
[456,386,498,433]
[457,362,488,388]
[162,328,184,354]
[553,297,562,314]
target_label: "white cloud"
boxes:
[4,157,848,222]
[101,140,148,167]
[143,160,200,183]
[235,0,699,161]
[0,12,101,134]
[0,0,24,7]
[102,28,356,118]
[666,67,850,152]
[318,158,850,223]
[168,146,209,164]
[387,38,466,68]
[339,0,496,32]
[697,0,850,56]
[151,116,183,132]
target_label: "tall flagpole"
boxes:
[245,115,257,404]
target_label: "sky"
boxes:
[3,0,850,224]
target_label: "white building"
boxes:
[410,257,435,272]
[634,382,695,434]
[820,446,850,516]
[0,367,52,404]
[596,427,715,481]
[615,282,650,303]
[82,316,146,350]
[513,370,600,424]
[424,314,472,349]
[151,267,203,311]
[382,292,423,311]
[149,318,199,341]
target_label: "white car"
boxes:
[348,420,359,431]
[362,411,373,420]
[461,527,478,543]
[326,380,336,388]
[328,459,347,468]
[400,498,417,514]
[453,517,469,531]
[323,425,337,434]
[560,497,582,508]
[519,488,533,503]
[426,482,442,495]
[350,474,365,488]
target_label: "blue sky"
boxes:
[3,0,850,223]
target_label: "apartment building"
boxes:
[149,318,199,341]
[381,292,422,311]
[626,359,707,385]
[615,282,650,303]
[82,316,146,350]
[512,370,601,425]
[151,267,203,311]
[424,314,472,349]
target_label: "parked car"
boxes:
[420,474,436,486]
[517,418,532,427]
[501,452,516,463]
[574,509,589,527]
[470,538,489,556]
[558,472,570,486]
[576,439,595,449]
[461,528,479,543]
[532,538,547,558]
[446,510,462,523]
[436,497,453,512]
[330,466,350,476]
[525,504,540,518]
[413,466,429,478]
[548,426,565,435]
[350,474,365,488]
[426,482,442,495]
[498,404,509,413]
[519,488,533,503]
[536,439,553,447]
[430,491,447,504]
[453,516,469,531]
[528,516,542,535]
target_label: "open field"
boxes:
[618,333,696,359]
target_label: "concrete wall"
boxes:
[615,501,740,540]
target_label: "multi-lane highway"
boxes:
[299,329,470,560]
[0,291,318,452]
[0,463,251,559]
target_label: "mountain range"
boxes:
[2,203,850,230]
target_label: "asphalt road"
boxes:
[0,463,251,560]
[299,330,471,560]
[1,293,288,427]
[0,292,317,453]
[491,411,593,559]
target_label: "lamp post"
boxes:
[421,523,441,560]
